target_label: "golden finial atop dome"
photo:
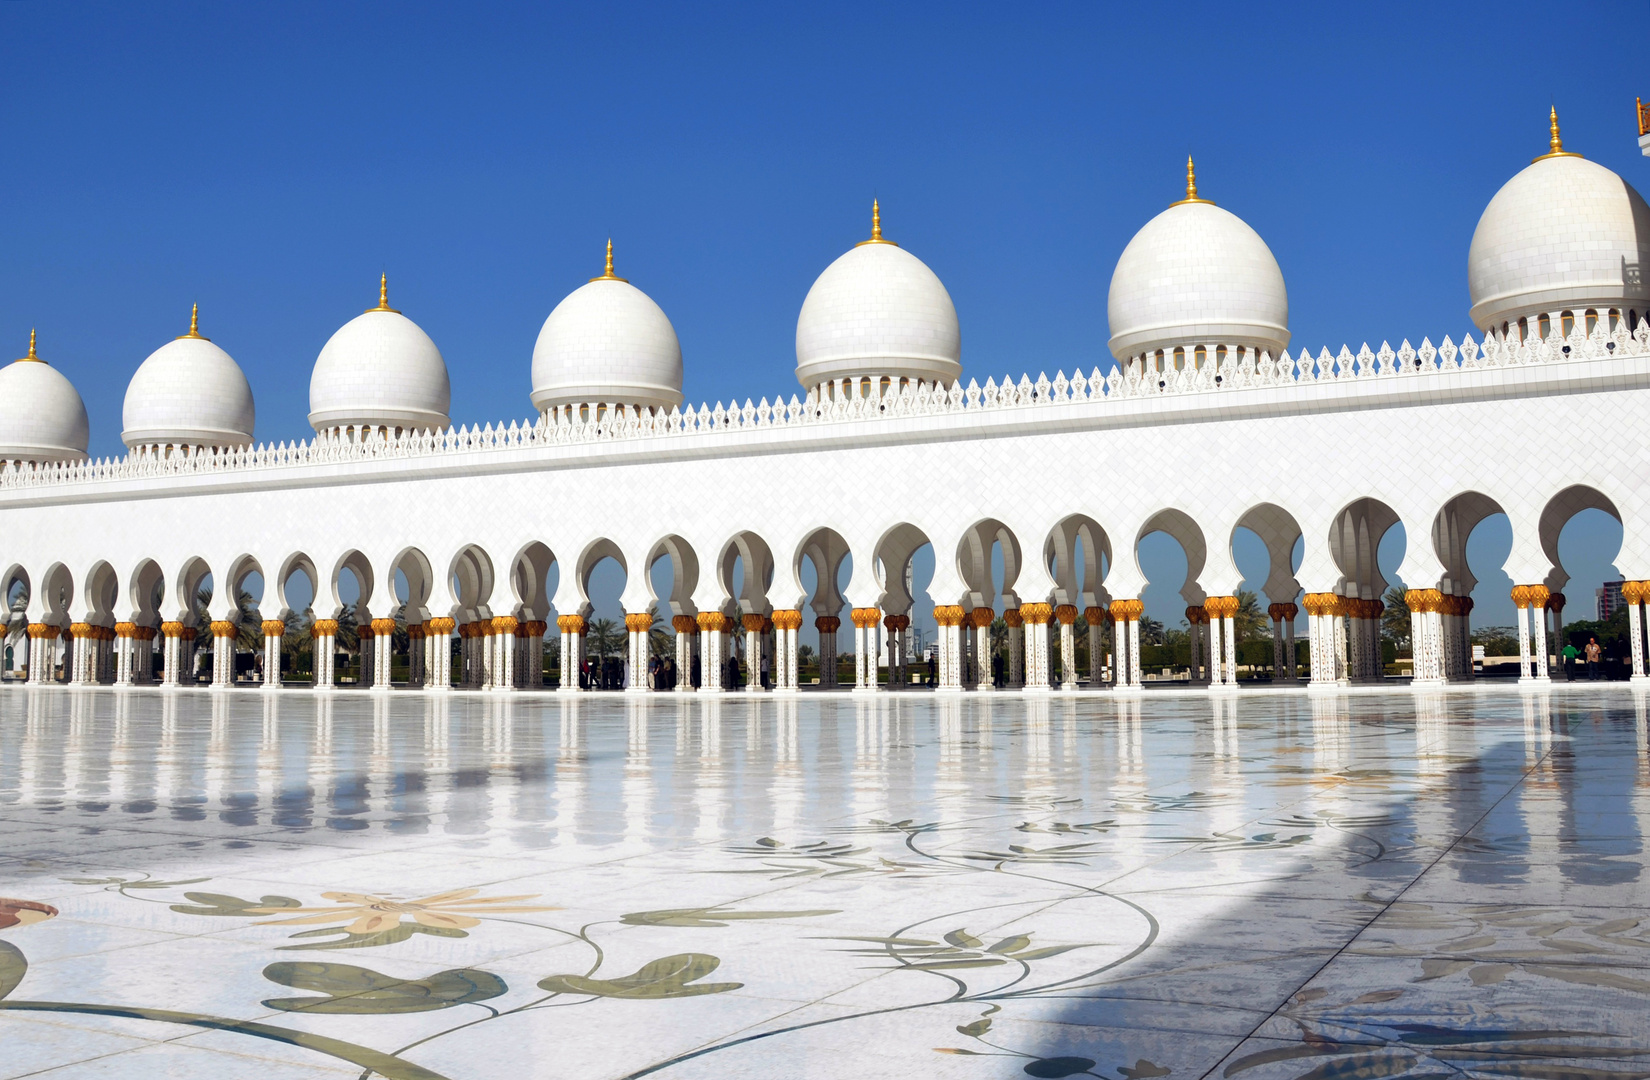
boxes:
[590,238,629,282]
[19,328,40,363]
[1171,155,1215,206]
[176,303,209,341]
[856,198,899,247]
[368,273,401,313]
[1533,105,1584,162]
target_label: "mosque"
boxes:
[3,108,1650,696]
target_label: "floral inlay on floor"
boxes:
[0,687,1646,1078]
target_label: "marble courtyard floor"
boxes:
[0,686,1646,1079]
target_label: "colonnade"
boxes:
[8,581,1632,695]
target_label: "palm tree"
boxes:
[1233,589,1265,642]
[586,617,622,661]
[1382,587,1411,649]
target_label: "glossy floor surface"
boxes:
[0,686,1647,1079]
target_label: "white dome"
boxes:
[1467,124,1650,331]
[530,247,683,412]
[122,313,254,449]
[1107,180,1289,360]
[310,281,451,433]
[795,206,961,389]
[0,335,89,463]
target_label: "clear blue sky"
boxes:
[1,0,1641,636]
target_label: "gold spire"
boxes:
[855,198,898,246]
[1170,155,1215,206]
[1533,105,1583,162]
[366,272,401,313]
[18,328,40,363]
[176,303,209,341]
[590,238,628,282]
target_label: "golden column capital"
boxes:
[1084,606,1106,625]
[428,616,456,634]
[1003,609,1024,628]
[1054,604,1078,625]
[626,612,654,633]
[556,614,586,634]
[1020,602,1053,625]
[672,614,698,634]
[932,604,964,627]
[261,620,286,636]
[372,618,398,635]
[814,615,841,633]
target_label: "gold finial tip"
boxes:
[1533,104,1582,162]
[177,302,210,340]
[23,327,38,362]
[367,271,401,313]
[590,237,628,282]
[857,197,898,246]
[1171,155,1214,206]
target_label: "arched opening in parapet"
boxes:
[794,527,852,688]
[1540,484,1626,666]
[1233,503,1305,678]
[718,531,776,688]
[577,539,628,690]
[1043,515,1105,684]
[646,534,697,690]
[874,522,935,686]
[1136,508,1207,680]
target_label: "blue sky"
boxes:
[0,0,1641,634]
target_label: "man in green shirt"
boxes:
[1562,641,1578,680]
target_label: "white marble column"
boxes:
[263,620,284,688]
[1021,603,1052,691]
[624,612,650,694]
[1111,604,1129,689]
[699,612,725,693]
[1084,607,1105,687]
[1005,611,1024,688]
[1628,582,1648,682]
[1529,586,1551,682]
[427,617,454,690]
[935,606,962,692]
[1513,586,1534,683]
[815,615,840,689]
[973,611,994,692]
[1055,605,1078,690]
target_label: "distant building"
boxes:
[1598,581,1627,621]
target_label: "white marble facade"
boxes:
[2,112,1649,696]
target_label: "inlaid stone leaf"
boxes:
[1415,958,1472,981]
[0,940,26,1000]
[987,936,1031,955]
[1293,1053,1417,1080]
[956,1018,992,1036]
[537,953,740,999]
[621,906,838,928]
[171,892,301,917]
[935,1048,983,1055]
[945,930,983,949]
[1468,963,1513,986]
[278,922,469,951]
[261,961,507,1013]
[1349,990,1403,1004]
[1119,1060,1171,1079]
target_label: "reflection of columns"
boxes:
[740,613,765,692]
[815,615,840,689]
[1021,602,1052,692]
[1626,582,1649,682]
[1004,608,1024,687]
[312,619,338,689]
[970,607,994,691]
[673,615,698,691]
[851,607,881,692]
[372,618,397,690]
[934,605,964,692]
[557,614,585,692]
[427,617,454,690]
[772,609,802,692]
[625,612,652,694]
[262,620,285,688]
[1055,605,1078,690]
[1084,606,1106,687]
[698,611,727,693]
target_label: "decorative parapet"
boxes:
[2,314,1647,492]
